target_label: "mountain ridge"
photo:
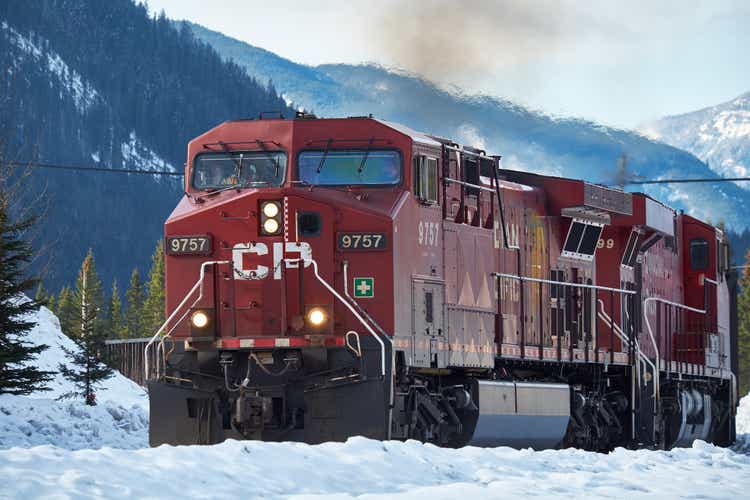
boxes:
[184,21,750,231]
[640,91,750,183]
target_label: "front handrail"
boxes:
[284,257,388,377]
[144,260,229,381]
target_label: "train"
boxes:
[146,114,739,451]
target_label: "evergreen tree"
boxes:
[70,250,105,341]
[143,241,165,336]
[34,282,48,305]
[106,280,126,339]
[125,268,145,338]
[58,257,113,405]
[46,294,56,315]
[738,250,750,396]
[56,286,75,336]
[0,199,54,395]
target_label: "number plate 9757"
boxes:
[337,233,386,250]
[166,235,212,255]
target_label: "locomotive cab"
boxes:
[152,117,415,445]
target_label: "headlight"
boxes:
[307,307,327,327]
[191,311,209,328]
[262,201,280,218]
[260,200,282,235]
[263,218,280,234]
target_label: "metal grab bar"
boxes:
[444,177,496,193]
[642,296,707,418]
[144,260,229,381]
[284,257,388,377]
[494,273,638,295]
[343,260,395,440]
[596,299,655,377]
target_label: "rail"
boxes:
[642,296,708,415]
[443,177,496,193]
[144,260,230,381]
[597,299,655,441]
[285,257,388,377]
[494,273,638,294]
[493,273,636,362]
[104,338,152,386]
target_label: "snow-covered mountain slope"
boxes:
[0,304,148,450]
[641,92,750,186]
[184,21,750,231]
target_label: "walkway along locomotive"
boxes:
[146,115,738,450]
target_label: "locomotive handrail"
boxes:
[598,299,655,442]
[343,260,395,441]
[492,273,638,295]
[144,260,230,381]
[284,257,388,377]
[643,296,708,421]
[444,177,496,193]
[596,299,654,379]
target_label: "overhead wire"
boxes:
[3,159,750,186]
[1,159,183,176]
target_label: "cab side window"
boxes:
[414,156,438,204]
[689,238,709,270]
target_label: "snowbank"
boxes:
[0,304,148,450]
[25,306,148,409]
[0,396,147,450]
[1,302,750,498]
[0,437,749,499]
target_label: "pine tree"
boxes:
[0,198,54,395]
[46,294,56,315]
[106,280,126,339]
[70,250,105,341]
[738,250,750,396]
[34,282,48,305]
[58,257,113,405]
[143,240,165,336]
[125,268,145,338]
[56,286,75,336]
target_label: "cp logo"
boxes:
[232,242,313,280]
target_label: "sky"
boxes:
[146,0,750,129]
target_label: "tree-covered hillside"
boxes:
[0,0,292,291]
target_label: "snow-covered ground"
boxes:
[0,305,147,450]
[0,304,749,498]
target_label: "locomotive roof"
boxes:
[374,119,442,147]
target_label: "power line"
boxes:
[621,177,750,186]
[4,159,750,186]
[2,159,183,176]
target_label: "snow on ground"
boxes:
[1,303,750,498]
[0,304,148,450]
[0,435,749,499]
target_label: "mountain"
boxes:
[0,1,292,293]
[185,21,750,232]
[640,92,750,184]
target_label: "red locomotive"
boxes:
[147,115,738,450]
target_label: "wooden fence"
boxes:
[104,338,156,387]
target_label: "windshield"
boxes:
[297,150,401,186]
[192,151,286,190]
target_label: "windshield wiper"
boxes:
[254,139,280,178]
[316,138,333,173]
[357,137,375,174]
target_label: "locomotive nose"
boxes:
[213,194,338,339]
